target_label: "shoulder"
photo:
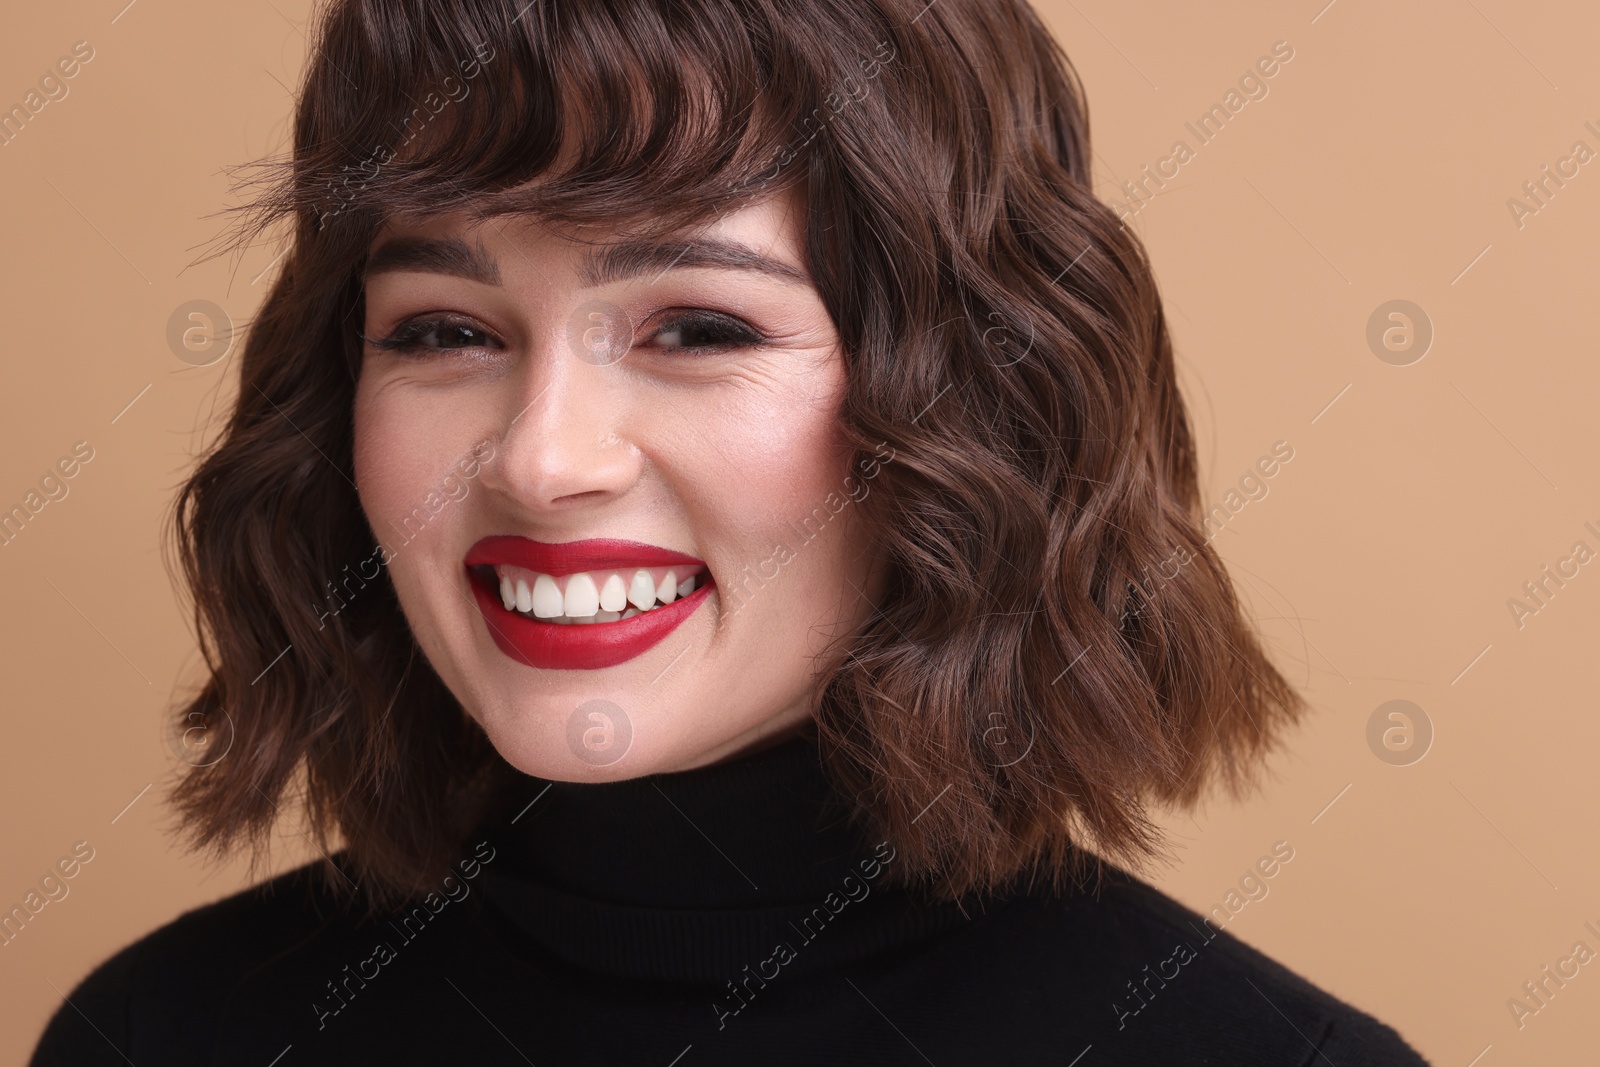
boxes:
[28,857,374,1066]
[952,864,1431,1065]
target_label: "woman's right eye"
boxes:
[364,316,502,355]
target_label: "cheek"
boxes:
[735,414,847,504]
[720,371,845,510]
[351,376,487,602]
[691,359,866,626]
[749,351,850,475]
[352,383,426,534]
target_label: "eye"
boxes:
[642,310,766,354]
[363,315,502,356]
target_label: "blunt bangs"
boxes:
[247,0,897,253]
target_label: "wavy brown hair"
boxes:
[172,0,1305,910]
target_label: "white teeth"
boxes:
[532,574,563,618]
[627,569,656,610]
[490,563,707,623]
[564,572,600,618]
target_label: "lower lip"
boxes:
[467,570,714,670]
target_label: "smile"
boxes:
[490,564,702,624]
[463,536,715,670]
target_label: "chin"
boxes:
[466,690,786,784]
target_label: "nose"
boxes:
[479,322,644,514]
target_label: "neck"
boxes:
[472,730,971,984]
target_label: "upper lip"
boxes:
[463,536,706,575]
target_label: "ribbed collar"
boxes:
[475,733,973,985]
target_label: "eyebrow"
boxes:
[363,234,811,287]
[365,236,503,286]
[582,236,811,287]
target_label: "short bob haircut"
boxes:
[174,0,1304,910]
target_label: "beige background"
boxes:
[3,0,1596,1062]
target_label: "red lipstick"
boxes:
[463,537,714,670]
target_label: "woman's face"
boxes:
[353,190,882,779]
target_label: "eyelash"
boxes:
[362,310,767,357]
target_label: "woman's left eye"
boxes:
[643,310,765,353]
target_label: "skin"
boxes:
[353,188,883,781]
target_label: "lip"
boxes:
[463,537,713,670]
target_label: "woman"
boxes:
[33,0,1429,1063]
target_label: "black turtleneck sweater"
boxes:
[31,736,1430,1065]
